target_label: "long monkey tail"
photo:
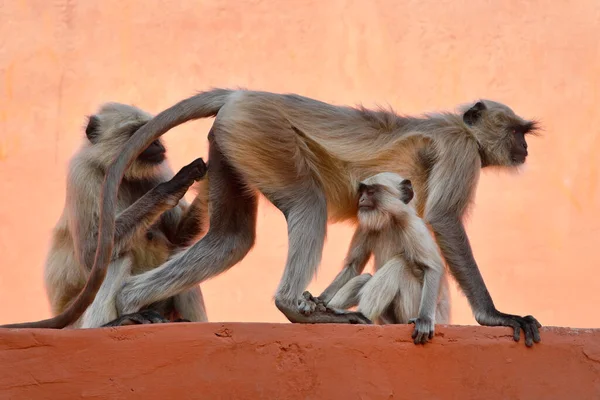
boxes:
[1,88,233,329]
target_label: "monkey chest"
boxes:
[373,251,425,283]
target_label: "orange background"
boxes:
[0,0,598,328]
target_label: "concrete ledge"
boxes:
[1,323,599,399]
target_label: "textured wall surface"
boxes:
[0,1,599,328]
[1,324,599,399]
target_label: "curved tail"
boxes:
[1,88,233,329]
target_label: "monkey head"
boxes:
[83,103,170,179]
[357,172,414,231]
[461,100,540,168]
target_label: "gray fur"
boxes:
[322,173,450,344]
[10,89,541,345]
[42,103,209,328]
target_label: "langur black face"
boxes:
[358,178,413,211]
[357,174,414,231]
[358,182,377,211]
[507,121,537,165]
[137,139,166,165]
[462,100,540,167]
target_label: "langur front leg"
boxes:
[327,273,373,310]
[408,262,443,345]
[428,214,541,347]
[79,158,208,269]
[272,189,371,325]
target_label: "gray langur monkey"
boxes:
[11,103,209,328]
[316,172,451,345]
[4,89,542,347]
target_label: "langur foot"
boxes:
[101,310,170,327]
[476,310,542,347]
[409,317,435,345]
[275,292,372,325]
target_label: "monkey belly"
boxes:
[213,131,356,220]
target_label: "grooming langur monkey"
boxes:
[28,103,209,328]
[4,89,542,346]
[317,172,450,344]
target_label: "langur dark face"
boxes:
[358,178,414,211]
[358,183,377,211]
[507,122,537,165]
[138,139,166,165]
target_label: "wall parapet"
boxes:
[1,323,599,399]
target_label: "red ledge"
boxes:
[1,323,599,399]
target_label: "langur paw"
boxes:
[409,317,435,345]
[297,292,317,315]
[173,318,191,323]
[101,310,170,327]
[477,311,542,347]
[160,158,208,206]
[276,294,373,324]
[299,291,329,314]
[177,158,208,182]
[512,315,542,348]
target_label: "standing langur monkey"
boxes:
[25,103,209,328]
[4,89,542,347]
[316,172,451,344]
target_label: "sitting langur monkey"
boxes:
[317,172,451,345]
[41,103,209,328]
[4,90,543,347]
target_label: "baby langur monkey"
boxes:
[317,172,450,344]
[41,102,209,329]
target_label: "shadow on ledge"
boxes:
[1,323,599,399]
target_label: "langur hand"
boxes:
[409,317,435,345]
[158,158,208,206]
[476,310,542,347]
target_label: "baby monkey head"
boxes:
[357,172,414,231]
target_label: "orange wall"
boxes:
[2,324,600,399]
[0,1,598,328]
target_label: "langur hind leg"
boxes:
[79,258,132,328]
[116,140,258,315]
[327,273,373,310]
[271,186,370,325]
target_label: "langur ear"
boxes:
[463,101,487,126]
[399,179,414,204]
[85,115,101,143]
